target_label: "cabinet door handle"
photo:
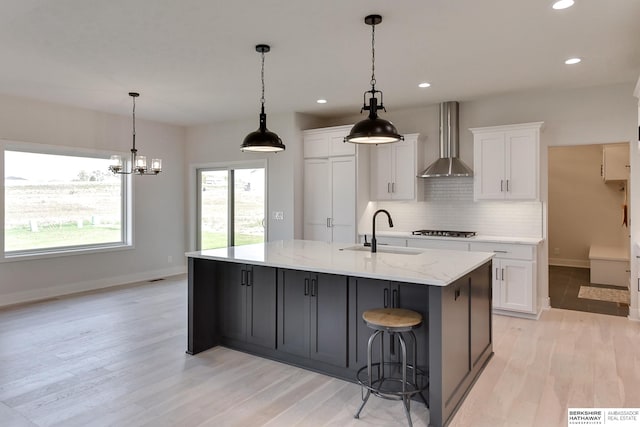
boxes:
[391,182,395,193]
[384,288,389,308]
[495,267,499,281]
[392,289,398,308]
[326,218,331,228]
[493,250,508,253]
[454,288,461,300]
[500,180,504,192]
[311,277,317,297]
[501,268,505,281]
[506,180,510,192]
[637,278,639,292]
[246,268,252,287]
[387,182,391,193]
[241,269,247,286]
[304,278,309,296]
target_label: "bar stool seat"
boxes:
[355,308,428,427]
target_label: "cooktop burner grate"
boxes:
[412,230,477,238]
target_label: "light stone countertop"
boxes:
[368,231,544,245]
[186,239,494,287]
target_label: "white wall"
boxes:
[0,94,186,306]
[184,112,323,248]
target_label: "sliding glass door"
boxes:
[197,164,265,250]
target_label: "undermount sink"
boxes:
[340,245,423,255]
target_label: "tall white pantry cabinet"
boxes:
[303,125,362,244]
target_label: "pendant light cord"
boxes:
[131,95,137,151]
[260,50,266,109]
[370,22,376,90]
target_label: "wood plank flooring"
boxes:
[1,275,639,426]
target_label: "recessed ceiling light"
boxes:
[552,0,574,10]
[565,57,581,65]
[316,99,327,104]
[418,82,431,88]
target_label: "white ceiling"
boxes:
[1,0,639,126]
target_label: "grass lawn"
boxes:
[5,223,121,252]
[201,231,263,250]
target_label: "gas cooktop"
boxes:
[412,230,477,238]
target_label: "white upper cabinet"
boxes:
[303,125,355,158]
[471,122,542,201]
[371,134,419,201]
[601,143,629,182]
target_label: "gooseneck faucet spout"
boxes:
[371,209,394,253]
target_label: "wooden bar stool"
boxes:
[354,308,428,427]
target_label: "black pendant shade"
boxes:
[345,14,403,145]
[241,44,285,153]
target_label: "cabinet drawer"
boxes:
[469,242,533,260]
[407,238,469,252]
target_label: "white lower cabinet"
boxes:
[492,258,534,313]
[406,238,469,251]
[469,242,536,315]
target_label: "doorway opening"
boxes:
[548,142,630,316]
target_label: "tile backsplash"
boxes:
[361,177,543,238]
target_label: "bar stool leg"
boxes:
[398,333,412,427]
[408,331,429,408]
[355,329,382,419]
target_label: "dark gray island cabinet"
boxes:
[186,240,494,427]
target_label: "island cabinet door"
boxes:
[277,269,311,359]
[348,277,400,369]
[219,263,277,349]
[219,262,246,342]
[309,273,348,367]
[395,283,430,370]
[245,265,277,349]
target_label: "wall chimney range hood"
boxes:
[419,101,473,178]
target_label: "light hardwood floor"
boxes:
[1,275,639,427]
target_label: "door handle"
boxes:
[326,218,331,228]
[246,268,252,287]
[495,267,499,281]
[384,288,389,308]
[387,182,391,193]
[506,180,510,192]
[454,288,461,300]
[304,278,309,296]
[500,179,504,192]
[311,277,317,297]
[501,268,505,281]
[391,182,395,193]
[392,289,398,308]
[241,269,247,286]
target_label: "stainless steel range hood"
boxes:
[419,101,473,177]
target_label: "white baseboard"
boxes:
[0,265,187,308]
[549,258,590,268]
[629,307,640,322]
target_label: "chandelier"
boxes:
[109,92,162,175]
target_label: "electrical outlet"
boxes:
[553,248,560,256]
[272,211,284,220]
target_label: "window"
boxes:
[3,145,130,258]
[197,163,266,250]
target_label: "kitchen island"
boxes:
[186,240,494,427]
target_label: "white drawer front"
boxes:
[469,242,534,260]
[407,238,469,252]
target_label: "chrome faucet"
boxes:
[371,209,394,253]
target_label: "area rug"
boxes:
[578,286,630,304]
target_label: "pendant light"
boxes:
[109,92,162,175]
[344,15,403,145]
[241,44,285,152]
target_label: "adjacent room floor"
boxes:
[549,265,630,317]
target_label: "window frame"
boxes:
[1,139,133,262]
